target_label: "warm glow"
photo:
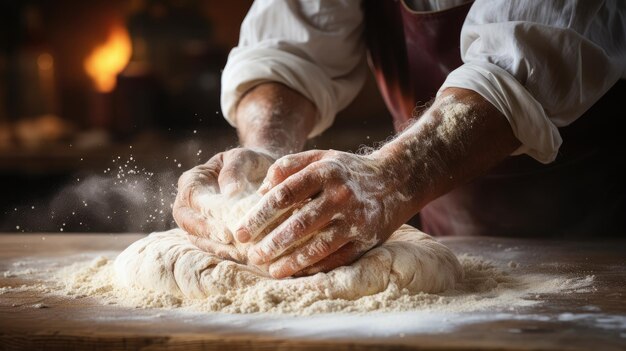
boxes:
[37,53,54,70]
[84,26,132,92]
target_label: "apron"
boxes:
[363,0,626,238]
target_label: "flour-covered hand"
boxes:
[173,148,275,260]
[235,149,410,278]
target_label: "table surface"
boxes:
[0,233,624,351]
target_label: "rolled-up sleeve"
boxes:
[221,0,367,138]
[439,0,626,163]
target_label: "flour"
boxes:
[196,191,262,255]
[56,255,183,308]
[435,95,475,144]
[26,252,594,315]
[3,269,34,278]
[1,244,595,315]
[113,225,463,306]
[38,168,591,315]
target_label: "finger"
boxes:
[175,181,235,243]
[174,205,233,243]
[268,228,351,279]
[177,155,225,216]
[247,196,339,265]
[188,236,244,262]
[218,150,275,195]
[218,152,246,196]
[179,155,224,196]
[235,166,323,243]
[296,242,364,276]
[185,154,235,218]
[259,150,325,194]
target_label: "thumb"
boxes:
[258,150,325,194]
[218,158,243,196]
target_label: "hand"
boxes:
[235,149,411,278]
[173,147,276,261]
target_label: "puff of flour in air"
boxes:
[114,225,463,301]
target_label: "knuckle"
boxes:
[267,164,284,181]
[211,151,226,160]
[334,184,353,202]
[218,165,236,179]
[204,167,220,179]
[309,237,333,258]
[289,215,308,234]
[317,160,343,179]
[272,184,295,209]
[191,166,218,184]
[313,164,333,182]
[269,235,284,252]
[200,153,223,169]
[277,154,297,169]
[178,185,196,206]
[177,169,195,188]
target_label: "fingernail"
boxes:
[235,228,250,242]
[269,264,285,279]
[223,182,240,196]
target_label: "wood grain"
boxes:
[0,233,625,351]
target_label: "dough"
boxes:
[114,224,463,301]
[114,183,462,301]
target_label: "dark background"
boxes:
[0,0,393,233]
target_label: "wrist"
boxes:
[369,145,426,216]
[372,88,521,216]
[235,82,317,157]
[369,106,457,213]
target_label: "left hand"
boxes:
[235,149,411,278]
[173,148,276,262]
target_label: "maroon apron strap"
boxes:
[363,0,626,238]
[363,0,472,131]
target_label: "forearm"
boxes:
[234,82,317,158]
[373,88,521,221]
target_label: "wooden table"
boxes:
[0,233,624,350]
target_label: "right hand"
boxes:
[173,148,276,261]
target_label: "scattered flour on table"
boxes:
[111,226,464,309]
[90,183,466,314]
[0,182,595,315]
[3,252,595,315]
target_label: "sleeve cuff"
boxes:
[438,61,562,163]
[221,47,339,138]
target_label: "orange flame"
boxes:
[84,26,132,92]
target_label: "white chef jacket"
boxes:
[221,0,626,163]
